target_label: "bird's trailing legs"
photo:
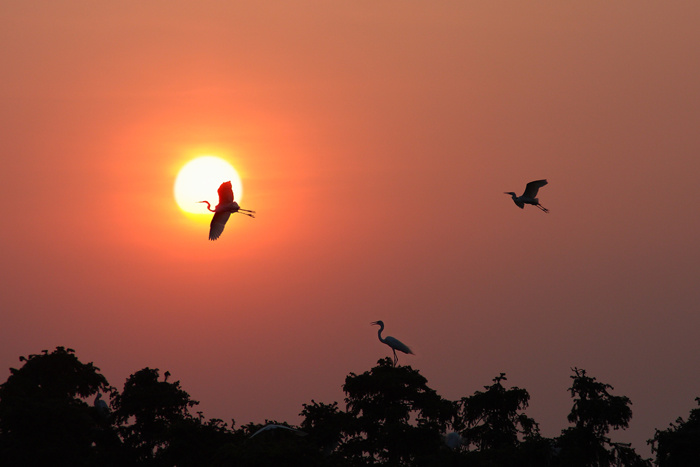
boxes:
[392,349,399,367]
[237,209,256,218]
[536,204,549,213]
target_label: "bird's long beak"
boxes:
[370,321,378,325]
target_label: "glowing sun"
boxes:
[174,156,244,214]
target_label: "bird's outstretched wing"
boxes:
[523,179,548,198]
[209,212,231,241]
[217,181,234,205]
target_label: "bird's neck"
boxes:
[377,326,385,343]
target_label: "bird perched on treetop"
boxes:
[371,320,413,366]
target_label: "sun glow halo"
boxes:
[174,156,244,214]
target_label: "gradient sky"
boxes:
[2,1,699,456]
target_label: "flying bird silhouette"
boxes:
[504,179,549,213]
[371,320,414,366]
[199,181,256,240]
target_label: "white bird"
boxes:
[504,179,549,213]
[94,392,110,418]
[444,432,464,450]
[249,424,307,438]
[371,320,414,366]
[199,181,256,241]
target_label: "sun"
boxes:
[174,156,244,214]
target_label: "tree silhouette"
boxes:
[0,347,110,466]
[213,420,324,467]
[159,414,235,467]
[0,348,684,465]
[650,397,700,466]
[340,357,456,466]
[459,373,538,449]
[555,368,651,467]
[300,400,353,462]
[111,367,199,464]
[457,373,550,466]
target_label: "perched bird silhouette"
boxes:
[94,392,110,419]
[504,179,549,213]
[199,181,256,240]
[444,432,464,450]
[371,320,414,366]
[249,424,307,438]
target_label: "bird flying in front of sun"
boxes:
[174,156,243,214]
[199,181,256,240]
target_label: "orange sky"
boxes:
[2,1,700,456]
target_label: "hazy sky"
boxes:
[2,1,699,456]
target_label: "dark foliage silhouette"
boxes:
[300,400,352,461]
[2,347,696,466]
[338,358,456,465]
[213,419,325,467]
[159,414,235,467]
[650,397,700,466]
[457,373,551,466]
[554,368,651,467]
[112,367,201,464]
[0,347,109,466]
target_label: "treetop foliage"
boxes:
[0,347,693,466]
